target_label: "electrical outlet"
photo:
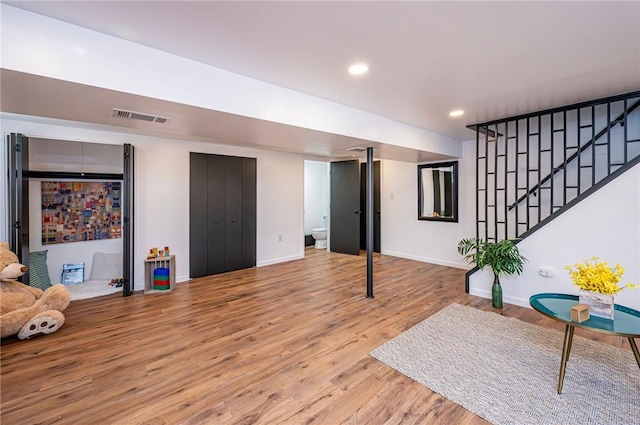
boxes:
[538,267,555,278]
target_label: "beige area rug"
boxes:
[370,303,639,425]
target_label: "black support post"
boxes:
[366,147,374,298]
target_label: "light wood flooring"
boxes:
[1,248,631,425]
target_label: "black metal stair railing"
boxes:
[463,91,640,293]
[507,99,640,212]
[467,91,640,244]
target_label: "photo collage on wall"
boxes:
[41,181,122,245]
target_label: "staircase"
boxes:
[464,91,640,291]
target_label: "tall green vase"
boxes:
[492,276,503,309]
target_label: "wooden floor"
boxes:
[1,248,631,425]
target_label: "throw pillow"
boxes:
[89,252,123,281]
[29,250,52,290]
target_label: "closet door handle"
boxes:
[231,219,236,222]
[354,210,361,214]
[214,219,219,223]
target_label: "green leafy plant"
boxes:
[458,238,527,278]
[458,238,527,309]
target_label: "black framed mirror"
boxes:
[418,161,458,222]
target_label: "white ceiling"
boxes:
[2,1,640,160]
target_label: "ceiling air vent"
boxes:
[346,147,366,153]
[112,108,172,124]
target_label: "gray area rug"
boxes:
[370,303,640,425]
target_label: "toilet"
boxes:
[311,228,327,249]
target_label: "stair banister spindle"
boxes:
[591,105,596,189]
[504,121,509,239]
[563,110,567,208]
[516,117,531,232]
[624,99,628,163]
[607,102,611,176]
[515,119,520,237]
[577,108,582,196]
[537,115,542,226]
[549,114,556,215]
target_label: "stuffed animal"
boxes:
[0,242,70,339]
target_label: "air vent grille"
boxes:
[346,147,366,152]
[112,108,172,124]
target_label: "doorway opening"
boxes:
[303,161,330,251]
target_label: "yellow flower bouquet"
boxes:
[565,257,638,295]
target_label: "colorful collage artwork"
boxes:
[41,181,122,245]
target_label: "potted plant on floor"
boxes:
[458,238,527,309]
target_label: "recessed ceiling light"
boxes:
[348,63,369,75]
[449,109,464,117]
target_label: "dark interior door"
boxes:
[360,161,381,252]
[330,160,360,255]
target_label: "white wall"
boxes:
[1,115,304,290]
[469,163,640,310]
[303,161,329,235]
[380,141,475,268]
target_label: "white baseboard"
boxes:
[257,253,304,267]
[381,250,470,270]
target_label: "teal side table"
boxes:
[529,293,640,394]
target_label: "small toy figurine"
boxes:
[164,246,170,256]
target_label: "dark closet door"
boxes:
[122,143,135,296]
[241,158,257,269]
[330,160,361,255]
[190,153,256,278]
[190,153,209,278]
[207,154,227,275]
[224,156,243,272]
